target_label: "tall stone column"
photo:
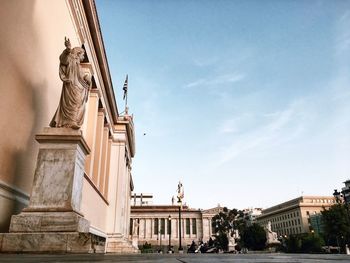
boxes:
[0,128,104,253]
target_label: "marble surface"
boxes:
[0,128,97,253]
[9,212,89,233]
[25,128,89,214]
[0,232,104,253]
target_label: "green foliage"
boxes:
[140,242,153,253]
[215,232,229,251]
[211,207,243,251]
[285,234,302,252]
[284,233,324,253]
[240,223,267,250]
[301,234,325,253]
[321,203,350,247]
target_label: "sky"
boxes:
[96,0,350,210]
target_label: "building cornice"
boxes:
[81,0,119,124]
[258,196,335,219]
[116,115,135,157]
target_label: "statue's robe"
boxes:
[50,48,89,129]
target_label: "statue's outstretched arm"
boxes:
[64,37,71,50]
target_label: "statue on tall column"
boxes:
[50,37,91,129]
[177,181,184,203]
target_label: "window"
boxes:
[186,218,190,235]
[192,219,197,235]
[154,219,159,235]
[161,218,165,234]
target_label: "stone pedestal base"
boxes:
[9,212,89,233]
[132,235,138,249]
[0,128,106,253]
[228,244,237,252]
[106,234,139,254]
[0,232,105,253]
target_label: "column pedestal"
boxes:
[0,128,105,253]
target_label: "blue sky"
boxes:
[96,0,350,209]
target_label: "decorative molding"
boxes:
[84,173,109,205]
[89,225,108,239]
[0,180,29,206]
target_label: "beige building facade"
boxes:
[130,203,223,250]
[257,196,335,237]
[0,0,136,253]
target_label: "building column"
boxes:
[84,90,99,177]
[105,141,120,233]
[139,218,146,239]
[92,109,105,186]
[113,142,126,236]
[99,125,110,195]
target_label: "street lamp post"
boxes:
[168,215,172,253]
[177,181,184,253]
[178,202,183,252]
[333,189,342,203]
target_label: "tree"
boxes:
[285,234,302,253]
[211,207,244,251]
[321,203,350,248]
[300,234,324,253]
[284,233,324,253]
[240,223,267,250]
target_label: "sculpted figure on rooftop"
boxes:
[50,37,91,129]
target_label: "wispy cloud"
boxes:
[218,113,252,134]
[217,100,307,164]
[335,10,350,54]
[193,57,219,67]
[184,72,245,89]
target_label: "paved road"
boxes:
[0,253,350,263]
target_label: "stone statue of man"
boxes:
[177,181,184,203]
[50,37,91,129]
[133,219,139,236]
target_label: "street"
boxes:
[0,253,350,263]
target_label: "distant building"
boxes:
[132,193,154,206]
[243,208,263,225]
[309,213,324,234]
[130,202,223,251]
[341,179,350,204]
[256,196,335,236]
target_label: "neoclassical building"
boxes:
[0,0,136,253]
[130,195,223,251]
[256,196,335,237]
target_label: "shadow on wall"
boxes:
[0,0,48,232]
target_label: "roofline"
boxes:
[82,0,119,124]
